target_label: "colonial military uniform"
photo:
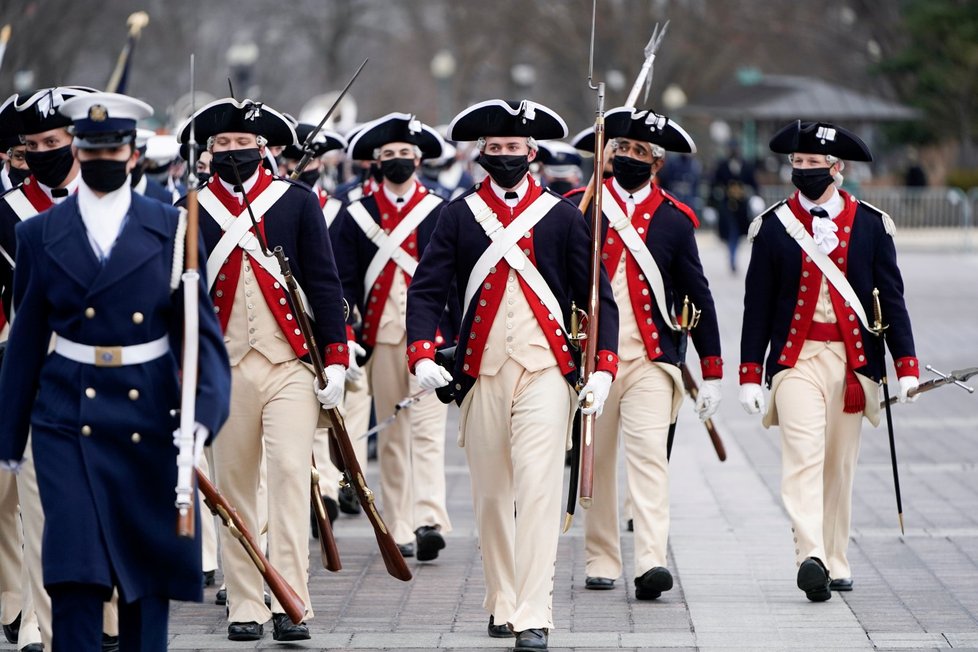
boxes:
[407,100,619,650]
[336,113,454,556]
[573,108,723,600]
[740,120,918,600]
[0,92,231,650]
[178,98,349,640]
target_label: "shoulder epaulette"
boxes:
[857,198,896,236]
[747,199,786,243]
[658,187,700,228]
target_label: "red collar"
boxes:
[207,169,276,215]
[476,177,543,225]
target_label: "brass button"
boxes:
[85,387,96,399]
[81,425,92,436]
[128,389,140,400]
[131,433,141,444]
[84,307,96,319]
[132,312,144,324]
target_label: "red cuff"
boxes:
[893,356,920,378]
[700,356,723,380]
[595,350,620,381]
[739,362,763,385]
[323,341,350,368]
[407,339,437,372]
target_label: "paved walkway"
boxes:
[5,232,976,651]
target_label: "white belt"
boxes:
[54,334,170,367]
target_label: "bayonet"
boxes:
[626,20,670,108]
[881,365,977,407]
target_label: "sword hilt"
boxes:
[871,287,888,335]
[925,364,976,394]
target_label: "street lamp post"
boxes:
[430,49,456,126]
[226,40,260,99]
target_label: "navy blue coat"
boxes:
[334,189,460,359]
[0,192,231,602]
[741,200,915,386]
[574,191,722,367]
[140,176,176,204]
[406,184,619,404]
[188,177,349,362]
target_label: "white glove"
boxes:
[171,422,210,467]
[415,358,452,390]
[578,370,613,417]
[315,364,347,409]
[695,379,723,421]
[739,383,766,415]
[898,375,919,403]
[346,341,367,383]
[0,459,24,474]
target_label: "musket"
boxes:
[195,470,305,624]
[310,463,341,572]
[105,11,149,94]
[226,155,410,581]
[872,288,905,534]
[578,19,669,215]
[880,365,976,407]
[576,0,608,517]
[666,296,701,460]
[175,54,201,539]
[289,59,368,180]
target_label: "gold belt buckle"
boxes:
[94,346,123,367]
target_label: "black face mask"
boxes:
[601,168,614,180]
[80,159,130,193]
[547,180,575,196]
[7,165,30,187]
[297,169,320,188]
[478,154,530,189]
[791,167,835,201]
[210,148,262,184]
[381,158,416,184]
[612,155,653,191]
[24,145,75,188]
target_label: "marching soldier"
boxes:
[739,120,919,601]
[178,97,349,641]
[573,108,723,600]
[535,140,583,197]
[131,128,175,204]
[0,95,29,194]
[280,123,369,520]
[407,99,619,652]
[335,112,453,558]
[0,91,231,650]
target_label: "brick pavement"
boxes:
[3,232,975,651]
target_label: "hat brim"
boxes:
[448,99,567,142]
[769,120,872,162]
[347,113,444,161]
[283,125,348,160]
[604,107,696,154]
[178,98,297,148]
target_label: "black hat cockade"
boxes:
[347,112,444,161]
[178,98,297,148]
[769,120,872,162]
[282,122,348,161]
[447,99,567,142]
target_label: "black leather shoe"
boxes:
[797,557,831,602]
[634,566,673,600]
[585,576,615,590]
[415,525,446,562]
[227,621,263,641]
[829,577,853,591]
[102,632,120,652]
[338,484,361,514]
[398,542,415,558]
[215,587,227,605]
[514,628,548,651]
[203,569,216,587]
[626,518,634,532]
[2,611,19,643]
[487,615,513,638]
[21,644,43,652]
[264,591,272,608]
[272,612,310,641]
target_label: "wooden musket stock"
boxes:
[311,461,342,572]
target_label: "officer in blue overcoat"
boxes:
[0,91,231,650]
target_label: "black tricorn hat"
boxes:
[347,113,444,161]
[282,123,347,161]
[570,126,596,155]
[178,140,203,163]
[13,86,98,136]
[0,94,22,149]
[769,120,872,162]
[603,107,696,154]
[178,98,296,147]
[536,140,583,169]
[447,99,567,142]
